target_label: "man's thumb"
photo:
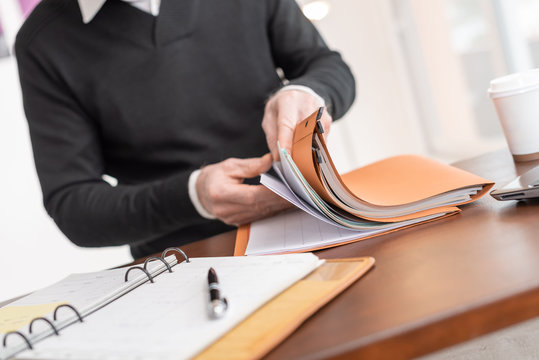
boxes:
[236,154,272,178]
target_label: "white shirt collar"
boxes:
[77,0,107,24]
[77,0,160,24]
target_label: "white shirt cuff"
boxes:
[188,169,216,220]
[278,85,326,106]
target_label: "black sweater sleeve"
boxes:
[15,0,355,250]
[16,46,202,248]
[267,0,356,119]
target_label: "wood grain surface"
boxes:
[161,148,539,360]
[3,148,538,359]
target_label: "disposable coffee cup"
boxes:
[488,69,539,162]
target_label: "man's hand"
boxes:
[262,89,332,160]
[196,154,291,226]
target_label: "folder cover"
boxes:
[195,257,375,360]
[234,108,494,256]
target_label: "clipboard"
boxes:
[194,257,375,360]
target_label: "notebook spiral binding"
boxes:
[2,302,82,351]
[29,317,58,335]
[124,247,189,282]
[54,304,83,323]
[124,266,154,283]
[2,331,32,351]
[144,257,173,273]
[161,247,190,263]
[2,247,189,352]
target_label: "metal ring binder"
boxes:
[124,266,154,283]
[3,331,32,350]
[144,257,173,273]
[29,317,59,335]
[53,304,84,323]
[161,247,190,263]
[316,106,324,120]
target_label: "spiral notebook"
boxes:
[0,250,322,360]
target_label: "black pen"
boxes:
[207,267,228,319]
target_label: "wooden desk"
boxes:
[2,149,538,359]
[149,148,539,359]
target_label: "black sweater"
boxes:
[15,0,355,258]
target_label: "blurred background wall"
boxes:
[1,0,538,300]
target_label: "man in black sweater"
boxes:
[15,0,355,258]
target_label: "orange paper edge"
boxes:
[194,257,375,360]
[234,225,250,256]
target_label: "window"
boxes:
[393,0,539,161]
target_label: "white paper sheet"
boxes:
[1,259,175,360]
[16,254,322,360]
[245,206,445,255]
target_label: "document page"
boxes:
[17,254,322,360]
[245,206,446,255]
[0,259,174,360]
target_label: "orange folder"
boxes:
[291,108,494,222]
[195,257,375,360]
[234,108,494,256]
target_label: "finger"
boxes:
[221,182,267,206]
[222,192,292,225]
[251,184,290,203]
[223,183,287,208]
[320,112,333,140]
[266,130,279,161]
[216,190,292,225]
[226,154,272,179]
[275,105,298,157]
[214,194,284,225]
[262,105,280,160]
[239,187,291,216]
[245,184,289,204]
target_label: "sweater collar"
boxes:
[78,0,160,23]
[154,0,198,45]
[78,0,198,46]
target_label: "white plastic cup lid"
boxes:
[488,69,539,99]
